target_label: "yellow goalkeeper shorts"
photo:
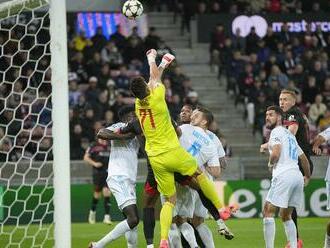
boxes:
[149,146,198,197]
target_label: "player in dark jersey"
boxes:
[279,89,313,248]
[98,105,235,247]
[84,138,112,225]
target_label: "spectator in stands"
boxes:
[91,26,107,52]
[267,65,289,88]
[72,31,92,52]
[70,123,85,159]
[185,91,200,108]
[123,37,145,65]
[311,60,327,89]
[93,90,110,121]
[295,93,308,115]
[109,25,126,52]
[128,26,143,45]
[302,76,319,105]
[246,27,259,54]
[168,94,182,120]
[101,41,123,67]
[71,52,88,83]
[232,28,246,53]
[69,76,81,107]
[253,92,269,136]
[318,109,330,131]
[144,27,161,51]
[322,78,330,106]
[113,65,130,91]
[103,110,114,126]
[86,52,102,79]
[308,94,327,125]
[85,76,101,105]
[291,64,307,89]
[180,0,197,34]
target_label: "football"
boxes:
[122,0,144,20]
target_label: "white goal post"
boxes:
[0,0,71,247]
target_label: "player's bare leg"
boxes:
[102,187,112,225]
[324,221,330,248]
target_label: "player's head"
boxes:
[180,104,193,124]
[118,105,135,122]
[279,89,296,112]
[265,105,284,130]
[190,106,214,130]
[97,138,107,146]
[130,76,150,99]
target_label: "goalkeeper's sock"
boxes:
[160,201,174,240]
[91,197,99,211]
[104,197,110,215]
[263,217,275,248]
[95,220,131,247]
[196,173,221,209]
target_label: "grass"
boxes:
[1,217,328,247]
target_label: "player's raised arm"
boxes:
[146,49,175,89]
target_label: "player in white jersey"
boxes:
[312,128,330,248]
[169,107,232,248]
[262,106,310,248]
[89,106,140,248]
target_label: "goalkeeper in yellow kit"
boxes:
[130,49,233,248]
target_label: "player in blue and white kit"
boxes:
[312,128,330,248]
[170,107,233,248]
[262,106,310,248]
[89,106,140,248]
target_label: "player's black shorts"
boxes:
[92,169,108,191]
[298,155,314,176]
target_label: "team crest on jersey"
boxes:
[140,99,149,106]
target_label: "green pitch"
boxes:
[72,217,328,248]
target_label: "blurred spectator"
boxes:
[319,109,330,130]
[185,91,201,108]
[322,78,330,106]
[91,26,107,52]
[245,27,259,54]
[86,52,103,79]
[85,76,101,105]
[113,65,130,91]
[267,65,289,88]
[70,124,85,159]
[144,27,161,51]
[168,94,182,120]
[232,28,246,53]
[101,41,123,66]
[109,25,127,52]
[123,37,145,64]
[308,94,327,125]
[302,76,318,105]
[72,31,93,52]
[82,108,97,142]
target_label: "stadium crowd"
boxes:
[0,23,198,161]
[209,21,330,146]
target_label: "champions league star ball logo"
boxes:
[232,15,268,38]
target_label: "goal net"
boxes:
[0,0,70,247]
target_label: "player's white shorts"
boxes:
[326,181,330,210]
[266,169,304,210]
[107,175,136,211]
[174,184,194,218]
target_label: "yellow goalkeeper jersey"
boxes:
[135,83,180,157]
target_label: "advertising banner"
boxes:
[197,13,330,43]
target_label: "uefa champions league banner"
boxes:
[216,179,330,218]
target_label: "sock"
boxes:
[179,222,198,248]
[196,173,221,209]
[169,224,181,248]
[160,202,174,240]
[196,223,215,248]
[104,197,110,215]
[197,189,220,220]
[284,220,297,248]
[143,208,156,245]
[291,208,299,238]
[325,234,330,248]
[125,227,138,248]
[147,245,154,248]
[263,217,275,248]
[95,220,131,247]
[91,197,99,211]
